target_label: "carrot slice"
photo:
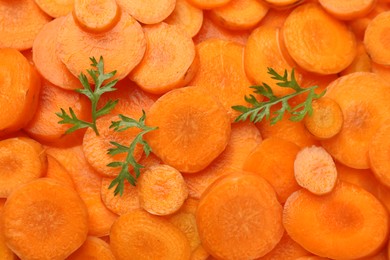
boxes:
[32,17,82,90]
[283,182,389,259]
[282,3,356,74]
[197,173,284,259]
[187,0,232,9]
[191,245,209,260]
[321,72,390,169]
[0,0,51,50]
[57,12,146,82]
[110,209,191,260]
[262,0,304,9]
[369,123,390,187]
[295,257,329,260]
[34,0,74,18]
[67,236,115,260]
[340,42,372,76]
[73,0,120,33]
[0,209,15,260]
[258,8,293,27]
[318,0,376,20]
[0,48,41,136]
[372,61,390,82]
[209,0,269,31]
[0,137,46,198]
[116,0,176,24]
[46,154,75,189]
[129,23,198,95]
[364,11,390,66]
[1,178,88,260]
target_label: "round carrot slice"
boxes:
[67,236,115,260]
[283,182,389,259]
[318,0,376,20]
[110,209,191,260]
[34,0,74,18]
[187,0,232,9]
[369,123,390,187]
[145,86,231,173]
[129,23,197,95]
[196,173,284,259]
[1,178,88,260]
[283,3,356,74]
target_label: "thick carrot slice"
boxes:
[0,49,41,136]
[0,0,51,50]
[187,0,232,9]
[46,154,75,189]
[57,12,146,82]
[1,178,88,260]
[283,182,389,259]
[243,137,301,203]
[116,0,176,24]
[364,11,390,66]
[110,209,191,260]
[282,3,356,74]
[209,0,269,31]
[318,0,376,20]
[262,0,304,9]
[165,0,203,37]
[34,0,74,18]
[321,72,390,169]
[197,173,284,259]
[129,23,198,95]
[145,86,231,173]
[340,42,372,76]
[369,123,390,187]
[0,137,46,198]
[67,236,115,260]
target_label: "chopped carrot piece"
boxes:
[340,42,372,76]
[1,178,88,260]
[67,236,115,260]
[318,0,376,20]
[34,0,74,18]
[187,0,232,9]
[46,154,75,189]
[369,123,390,187]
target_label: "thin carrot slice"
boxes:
[321,72,390,169]
[116,0,176,24]
[1,178,88,260]
[262,0,304,9]
[282,3,356,74]
[369,123,390,187]
[67,236,115,260]
[129,23,198,95]
[32,17,82,90]
[0,210,15,260]
[187,0,232,9]
[318,0,376,20]
[110,209,191,260]
[57,12,146,82]
[197,173,284,259]
[0,137,46,198]
[283,182,389,259]
[340,42,372,76]
[46,154,75,189]
[364,11,390,66]
[145,86,231,173]
[0,0,51,50]
[0,49,41,136]
[209,0,269,31]
[34,0,74,18]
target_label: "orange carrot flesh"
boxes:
[318,0,376,20]
[340,42,372,76]
[191,245,209,260]
[34,0,74,18]
[369,123,390,187]
[67,236,115,260]
[187,0,232,9]
[45,154,75,189]
[0,209,15,260]
[262,0,304,9]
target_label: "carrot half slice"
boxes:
[34,0,74,18]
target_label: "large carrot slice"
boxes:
[318,0,376,20]
[369,123,390,187]
[67,236,115,260]
[1,178,88,260]
[197,173,284,259]
[283,182,389,259]
[0,49,41,136]
[145,86,231,173]
[34,0,74,18]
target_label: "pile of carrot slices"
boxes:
[1,0,390,259]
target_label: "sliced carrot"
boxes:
[165,0,204,37]
[318,0,376,20]
[0,48,41,136]
[262,0,304,9]
[21,48,34,65]
[0,0,51,50]
[129,23,198,95]
[372,61,390,82]
[321,72,390,169]
[34,0,74,18]
[57,12,146,82]
[110,209,191,260]
[196,173,284,259]
[295,257,329,260]
[209,0,269,31]
[258,8,293,27]
[243,137,301,203]
[364,11,390,66]
[116,0,176,24]
[0,209,15,260]
[282,3,356,74]
[190,245,209,260]
[67,236,115,260]
[283,182,389,259]
[46,154,75,189]
[187,0,232,9]
[145,86,231,173]
[1,178,88,260]
[340,42,372,76]
[369,123,390,187]
[0,137,46,198]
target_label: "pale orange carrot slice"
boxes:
[318,0,376,20]
[187,0,232,9]
[369,123,390,187]
[34,0,74,18]
[67,236,115,260]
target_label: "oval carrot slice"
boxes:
[197,173,284,259]
[318,0,376,20]
[67,236,115,260]
[282,3,356,74]
[0,48,41,136]
[129,22,198,95]
[145,86,231,173]
[1,178,88,260]
[369,123,390,187]
[187,0,232,9]
[110,209,191,260]
[283,182,389,259]
[34,0,74,18]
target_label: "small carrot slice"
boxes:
[129,23,198,95]
[187,0,232,9]
[283,182,389,259]
[34,0,74,18]
[0,48,41,136]
[110,209,191,260]
[197,173,284,259]
[67,236,115,260]
[145,86,231,173]
[46,154,75,189]
[369,123,390,187]
[282,3,356,74]
[318,0,376,20]
[1,178,88,260]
